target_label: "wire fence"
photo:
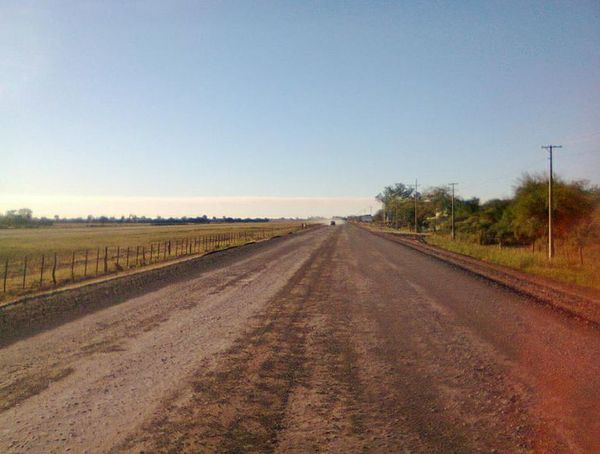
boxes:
[1,225,309,300]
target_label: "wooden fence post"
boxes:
[71,251,76,281]
[84,249,88,277]
[150,244,154,263]
[53,252,57,285]
[126,247,130,268]
[40,254,45,287]
[116,246,120,268]
[96,248,100,275]
[142,246,146,265]
[22,256,28,289]
[104,246,108,273]
[3,258,8,293]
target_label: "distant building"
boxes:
[359,215,373,222]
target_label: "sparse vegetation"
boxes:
[373,175,600,290]
[426,234,600,291]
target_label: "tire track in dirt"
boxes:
[120,229,341,452]
[0,228,331,453]
[276,226,522,452]
[120,224,588,452]
[0,233,319,413]
[4,224,597,452]
[344,225,592,452]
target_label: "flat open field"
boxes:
[0,222,305,300]
[1,224,598,452]
[0,222,301,259]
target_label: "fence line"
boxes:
[1,225,309,298]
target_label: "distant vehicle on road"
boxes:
[330,220,336,226]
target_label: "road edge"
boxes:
[358,224,600,326]
[0,227,322,347]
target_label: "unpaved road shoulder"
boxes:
[0,227,330,452]
[2,224,598,452]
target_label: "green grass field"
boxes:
[427,234,600,291]
[0,222,305,300]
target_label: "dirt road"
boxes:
[1,224,598,452]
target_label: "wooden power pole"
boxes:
[449,183,458,240]
[542,145,562,259]
[414,179,419,233]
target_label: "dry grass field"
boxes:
[0,222,306,301]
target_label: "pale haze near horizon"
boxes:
[1,1,599,218]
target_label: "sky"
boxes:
[1,0,599,218]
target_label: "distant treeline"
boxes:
[0,210,271,228]
[374,174,600,258]
[0,209,53,228]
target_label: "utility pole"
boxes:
[542,145,562,259]
[414,179,419,233]
[449,183,458,240]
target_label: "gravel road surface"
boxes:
[1,224,598,452]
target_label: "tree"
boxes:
[510,174,598,250]
[422,186,452,232]
[17,208,33,220]
[571,206,600,264]
[510,175,549,246]
[376,183,414,225]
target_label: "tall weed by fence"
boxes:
[1,225,307,300]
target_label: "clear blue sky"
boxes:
[1,1,599,217]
